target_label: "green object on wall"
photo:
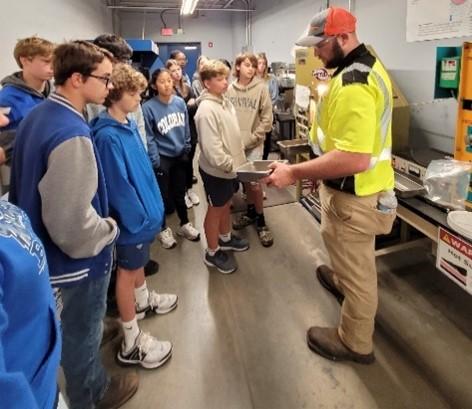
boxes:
[435,46,462,99]
[439,56,461,89]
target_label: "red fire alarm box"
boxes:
[161,28,174,36]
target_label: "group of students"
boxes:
[0,34,280,409]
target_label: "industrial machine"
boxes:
[126,39,163,78]
[453,42,472,201]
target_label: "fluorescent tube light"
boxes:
[180,0,199,15]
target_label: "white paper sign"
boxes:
[436,227,472,294]
[407,0,472,42]
[295,84,310,109]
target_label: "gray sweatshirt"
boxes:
[226,77,273,150]
[195,90,246,179]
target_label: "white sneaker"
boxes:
[187,190,200,205]
[184,193,193,209]
[159,227,177,249]
[136,290,178,320]
[117,331,173,369]
[177,222,200,241]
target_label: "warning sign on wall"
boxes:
[436,227,472,294]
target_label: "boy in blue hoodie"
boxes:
[0,36,54,165]
[92,64,177,369]
[143,68,200,249]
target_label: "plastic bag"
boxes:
[423,159,472,210]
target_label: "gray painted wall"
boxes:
[0,0,113,79]
[119,10,245,62]
[252,0,472,154]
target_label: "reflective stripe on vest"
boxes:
[312,62,392,169]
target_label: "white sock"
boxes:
[122,317,140,352]
[219,232,231,242]
[134,281,149,310]
[207,246,220,257]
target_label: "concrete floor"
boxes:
[95,181,472,409]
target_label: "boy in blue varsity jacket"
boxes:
[0,36,54,165]
[92,64,177,370]
[9,41,138,409]
[143,68,200,249]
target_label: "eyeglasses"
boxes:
[315,36,336,50]
[88,74,112,87]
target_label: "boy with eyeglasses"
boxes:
[10,41,138,409]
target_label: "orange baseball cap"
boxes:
[296,7,357,47]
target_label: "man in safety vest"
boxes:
[265,6,396,364]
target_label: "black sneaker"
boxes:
[219,234,249,252]
[144,259,159,276]
[204,249,237,274]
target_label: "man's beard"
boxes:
[325,41,345,69]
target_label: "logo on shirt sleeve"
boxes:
[0,202,47,274]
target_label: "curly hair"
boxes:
[104,63,147,107]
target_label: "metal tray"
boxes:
[277,138,311,158]
[236,160,288,183]
[394,171,426,198]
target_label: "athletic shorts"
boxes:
[116,242,151,270]
[199,168,238,207]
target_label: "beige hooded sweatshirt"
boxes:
[226,77,273,151]
[195,90,246,179]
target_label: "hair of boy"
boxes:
[233,53,257,79]
[14,36,54,69]
[93,34,133,63]
[170,50,185,60]
[165,59,180,70]
[53,40,114,86]
[104,63,147,108]
[199,60,230,86]
[149,68,171,93]
[256,52,269,80]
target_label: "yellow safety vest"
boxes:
[309,45,394,196]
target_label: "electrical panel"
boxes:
[440,56,461,89]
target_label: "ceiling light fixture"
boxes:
[180,0,199,15]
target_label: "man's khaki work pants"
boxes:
[319,184,396,354]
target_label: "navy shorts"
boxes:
[116,242,151,270]
[199,168,238,207]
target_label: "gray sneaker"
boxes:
[204,249,237,274]
[218,234,249,252]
